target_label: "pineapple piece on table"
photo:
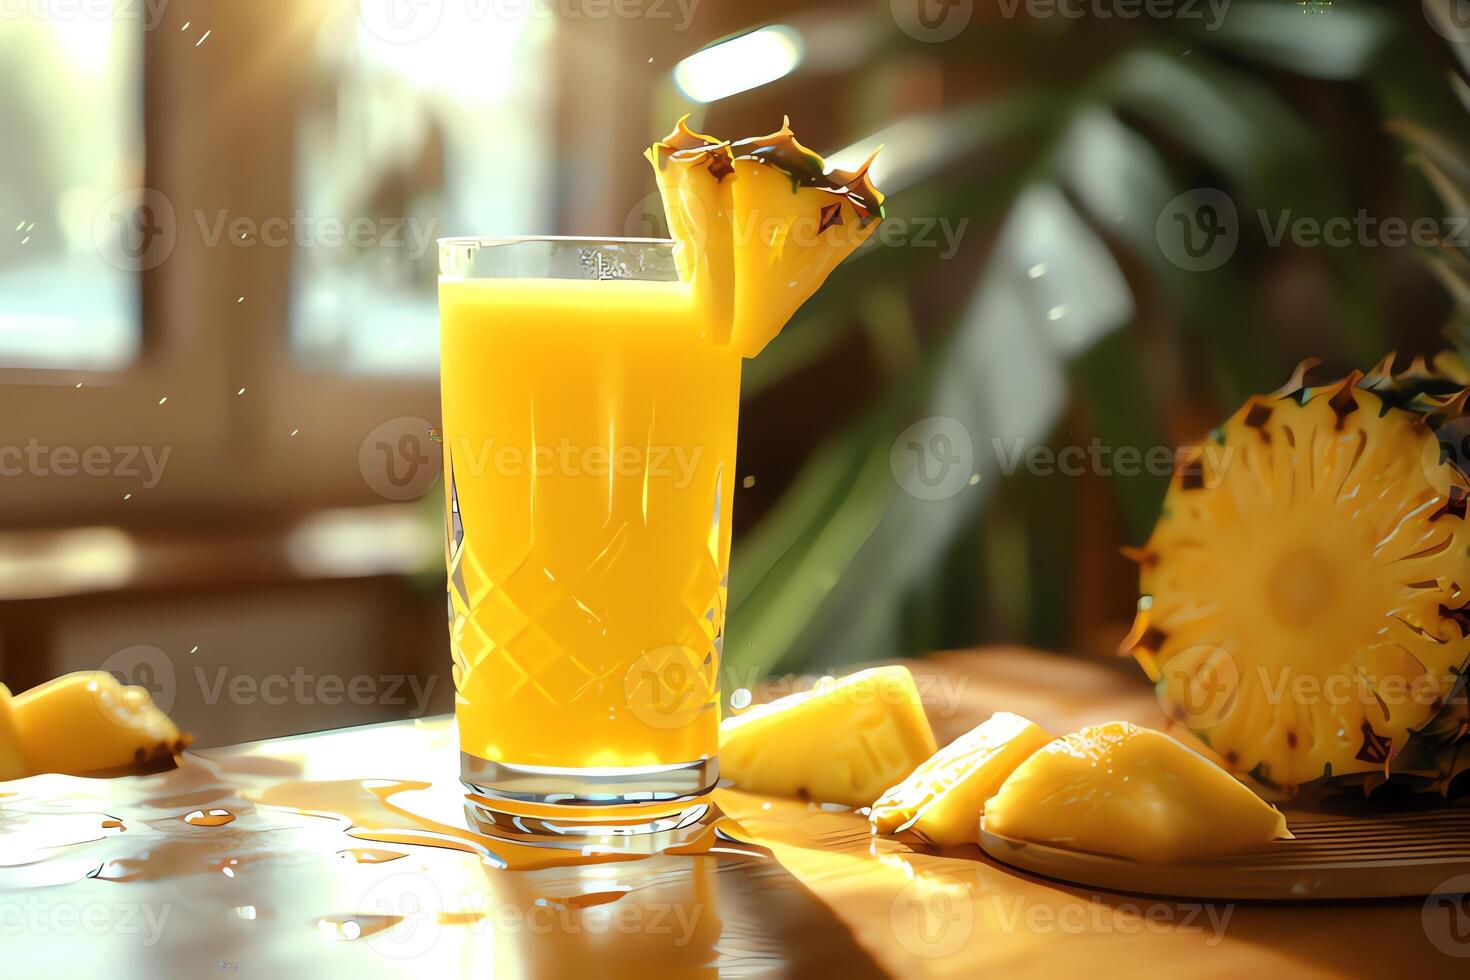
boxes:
[2,672,189,778]
[719,666,937,808]
[870,711,1054,845]
[984,721,1291,863]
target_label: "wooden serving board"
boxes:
[980,808,1470,900]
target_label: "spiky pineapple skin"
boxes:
[1125,357,1470,795]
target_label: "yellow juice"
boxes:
[439,276,740,772]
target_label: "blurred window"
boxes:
[290,4,555,376]
[0,8,143,369]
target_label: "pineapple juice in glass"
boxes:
[440,237,738,838]
[440,118,883,840]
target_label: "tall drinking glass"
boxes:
[438,237,737,841]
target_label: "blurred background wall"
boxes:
[2,0,1469,744]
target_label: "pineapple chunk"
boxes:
[870,712,1053,845]
[6,672,188,777]
[985,721,1291,863]
[719,666,936,807]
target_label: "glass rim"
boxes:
[437,235,674,249]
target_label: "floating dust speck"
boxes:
[968,474,979,485]
[236,296,244,303]
[20,237,29,245]
[14,220,23,231]
[123,493,132,501]
[26,222,34,232]
[181,20,189,30]
[221,866,235,878]
[158,396,168,405]
[1047,305,1065,320]
[1027,263,1047,278]
[236,387,246,395]
[235,906,256,920]
[190,646,199,654]
[290,429,299,437]
[742,475,756,489]
[196,30,211,47]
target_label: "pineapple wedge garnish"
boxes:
[985,721,1291,863]
[870,712,1054,845]
[646,117,884,357]
[1,672,190,778]
[719,666,936,807]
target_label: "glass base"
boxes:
[460,752,718,848]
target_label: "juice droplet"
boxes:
[539,889,631,910]
[336,848,407,865]
[317,915,400,942]
[663,818,774,861]
[183,808,236,827]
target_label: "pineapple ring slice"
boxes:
[1125,358,1470,790]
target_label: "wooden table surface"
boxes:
[0,648,1463,978]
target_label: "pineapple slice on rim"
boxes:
[645,117,884,357]
[1124,357,1470,791]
